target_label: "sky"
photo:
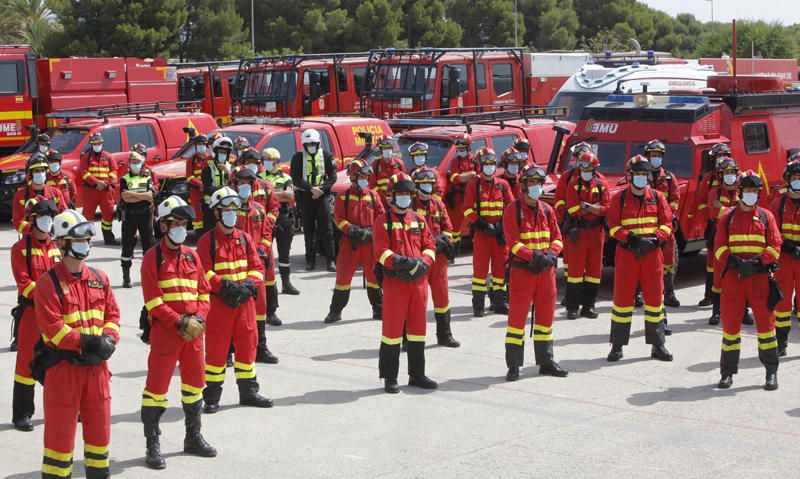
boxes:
[641,0,800,25]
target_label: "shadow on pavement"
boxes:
[311,348,376,362]
[276,317,376,331]
[437,375,503,393]
[627,383,764,407]
[111,407,183,425]
[558,354,652,373]
[687,355,800,373]
[276,387,384,406]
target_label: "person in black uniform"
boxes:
[120,151,157,288]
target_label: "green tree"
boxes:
[1,0,59,52]
[345,0,404,50]
[46,0,186,58]
[521,0,578,51]
[448,0,522,47]
[178,0,249,61]
[696,21,795,59]
[580,28,627,53]
[406,0,462,48]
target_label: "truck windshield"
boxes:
[550,91,609,123]
[631,142,694,178]
[397,138,452,170]
[242,69,298,101]
[372,64,436,99]
[16,129,86,154]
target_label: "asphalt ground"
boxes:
[1,221,800,478]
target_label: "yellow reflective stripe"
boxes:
[478,201,504,208]
[782,223,800,231]
[554,200,565,209]
[757,330,776,339]
[783,233,800,241]
[628,227,657,234]
[214,259,248,270]
[14,374,35,385]
[669,201,679,210]
[611,314,632,324]
[463,208,474,217]
[181,383,203,394]
[379,249,394,265]
[729,234,765,242]
[198,294,210,302]
[715,245,729,261]
[520,231,550,240]
[85,458,109,468]
[524,241,551,250]
[334,283,351,291]
[157,278,198,288]
[84,444,108,455]
[103,322,119,332]
[698,203,707,210]
[337,220,349,230]
[248,270,264,281]
[729,246,765,254]
[145,297,164,311]
[205,270,216,280]
[44,448,73,461]
[422,249,436,261]
[658,224,672,235]
[366,281,379,289]
[533,333,553,341]
[433,305,450,314]
[722,331,740,341]
[609,226,621,236]
[163,292,199,302]
[221,272,247,281]
[478,211,503,217]
[381,336,402,345]
[585,276,601,284]
[567,205,580,214]
[16,220,28,233]
[507,326,524,335]
[722,343,741,351]
[205,363,225,373]
[42,464,73,477]
[50,324,73,345]
[406,334,426,342]
[566,276,583,283]
[511,242,524,255]
[621,216,657,226]
[22,281,35,298]
[766,246,780,259]
[505,337,524,345]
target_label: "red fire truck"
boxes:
[176,61,243,126]
[0,45,177,154]
[547,74,800,261]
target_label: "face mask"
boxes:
[168,225,187,245]
[482,165,496,176]
[791,180,800,192]
[306,145,318,155]
[380,149,392,160]
[92,145,102,153]
[419,184,433,194]
[38,145,48,153]
[741,192,759,207]
[528,184,543,200]
[217,153,228,163]
[245,164,259,174]
[723,174,737,186]
[580,171,593,182]
[519,153,528,161]
[413,156,426,167]
[220,210,238,228]
[356,178,368,190]
[69,240,91,259]
[32,172,46,185]
[35,215,53,233]
[49,163,60,174]
[196,146,207,155]
[238,184,252,200]
[632,175,648,189]
[130,163,142,175]
[507,164,519,175]
[456,150,468,158]
[394,195,411,209]
[263,161,273,172]
[650,157,663,169]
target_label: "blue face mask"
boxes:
[168,225,187,244]
[32,172,47,185]
[527,185,543,200]
[130,163,142,175]
[394,195,411,209]
[507,164,519,175]
[580,171,593,182]
[741,192,759,207]
[220,210,238,228]
[632,175,648,189]
[791,180,800,192]
[413,156,426,167]
[69,240,91,259]
[35,215,53,233]
[263,161,273,172]
[419,184,433,194]
[356,178,368,190]
[237,184,252,200]
[482,165,496,176]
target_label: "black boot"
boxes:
[326,259,337,272]
[367,287,383,320]
[102,229,119,246]
[407,341,438,389]
[435,311,460,347]
[183,401,217,457]
[472,291,486,317]
[565,282,581,319]
[324,288,350,323]
[202,383,222,414]
[580,283,599,319]
[634,287,644,308]
[534,336,568,377]
[280,267,300,295]
[765,372,778,391]
[607,344,624,362]
[651,345,674,361]
[266,284,281,326]
[699,272,714,306]
[718,374,733,389]
[505,367,520,382]
[742,307,754,325]
[490,289,509,315]
[663,313,672,336]
[255,321,279,364]
[12,382,34,432]
[708,292,721,325]
[237,379,273,408]
[142,406,166,469]
[539,362,569,377]
[379,342,401,394]
[663,273,680,307]
[121,263,132,289]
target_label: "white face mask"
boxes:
[482,165,496,176]
[650,156,663,169]
[413,156,426,167]
[69,240,91,259]
[32,172,47,185]
[507,164,519,175]
[356,178,368,190]
[220,210,238,228]
[35,215,53,233]
[92,145,102,153]
[580,171,593,182]
[723,173,737,186]
[217,153,228,163]
[456,150,468,158]
[419,184,433,194]
[237,184,252,200]
[245,164,259,174]
[168,225,187,244]
[306,145,318,155]
[528,184,543,200]
[394,195,411,209]
[741,192,759,207]
[382,149,393,159]
[791,179,800,192]
[129,163,142,175]
[49,163,60,174]
[263,161,274,172]
[519,153,528,161]
[632,175,648,189]
[38,145,48,153]
[196,145,207,155]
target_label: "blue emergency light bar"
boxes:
[668,96,709,104]
[607,94,634,102]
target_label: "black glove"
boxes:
[348,225,364,240]
[781,242,800,258]
[726,254,743,272]
[222,282,252,308]
[474,217,489,232]
[626,232,641,248]
[638,237,660,255]
[530,250,557,272]
[219,278,237,298]
[95,334,116,360]
[496,226,506,245]
[241,278,258,299]
[483,223,498,237]
[434,234,452,253]
[361,227,373,243]
[399,258,430,281]
[738,257,764,279]
[80,334,115,361]
[392,255,417,272]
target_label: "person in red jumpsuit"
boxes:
[772,158,800,357]
[186,135,210,232]
[369,137,406,208]
[45,150,76,208]
[707,158,741,325]
[140,196,217,469]
[12,154,66,236]
[10,197,60,432]
[696,143,731,306]
[230,169,279,364]
[606,155,674,363]
[463,147,515,316]
[563,150,609,319]
[503,165,568,381]
[197,186,273,412]
[412,167,459,347]
[408,141,444,200]
[79,132,120,245]
[445,133,478,262]
[325,159,385,323]
[500,147,525,200]
[373,172,438,393]
[714,171,782,390]
[35,209,120,479]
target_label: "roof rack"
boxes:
[47,101,201,124]
[170,60,241,70]
[232,117,303,127]
[387,106,569,132]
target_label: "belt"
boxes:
[575,218,604,228]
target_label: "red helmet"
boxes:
[475,147,497,165]
[500,147,524,166]
[512,138,530,152]
[25,195,58,219]
[411,166,437,185]
[717,156,738,173]
[709,143,732,160]
[131,143,147,155]
[739,170,763,189]
[625,154,652,173]
[520,164,546,183]
[577,151,600,169]
[347,158,372,178]
[453,133,471,148]
[234,136,250,150]
[785,158,800,181]
[88,132,104,145]
[643,139,666,157]
[378,136,397,150]
[387,172,415,193]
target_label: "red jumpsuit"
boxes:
[251,178,280,317]
[373,209,436,380]
[332,186,385,317]
[141,240,211,413]
[197,226,265,405]
[411,166,445,200]
[414,195,455,339]
[554,168,578,275]
[504,199,563,368]
[607,186,673,347]
[651,168,680,276]
[463,176,515,310]
[12,184,66,235]
[46,172,76,207]
[186,153,208,230]
[503,173,523,201]
[35,263,120,479]
[11,234,61,424]
[714,206,781,376]
[708,186,739,295]
[446,153,478,245]
[697,173,720,288]
[369,157,405,208]
[79,150,118,234]
[770,195,800,353]
[236,198,273,351]
[564,173,609,311]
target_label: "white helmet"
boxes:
[212,136,234,152]
[54,209,96,239]
[301,129,321,145]
[156,195,196,222]
[210,186,241,209]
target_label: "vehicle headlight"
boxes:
[3,170,26,185]
[171,181,188,195]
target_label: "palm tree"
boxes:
[7,0,58,52]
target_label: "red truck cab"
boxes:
[176,62,242,126]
